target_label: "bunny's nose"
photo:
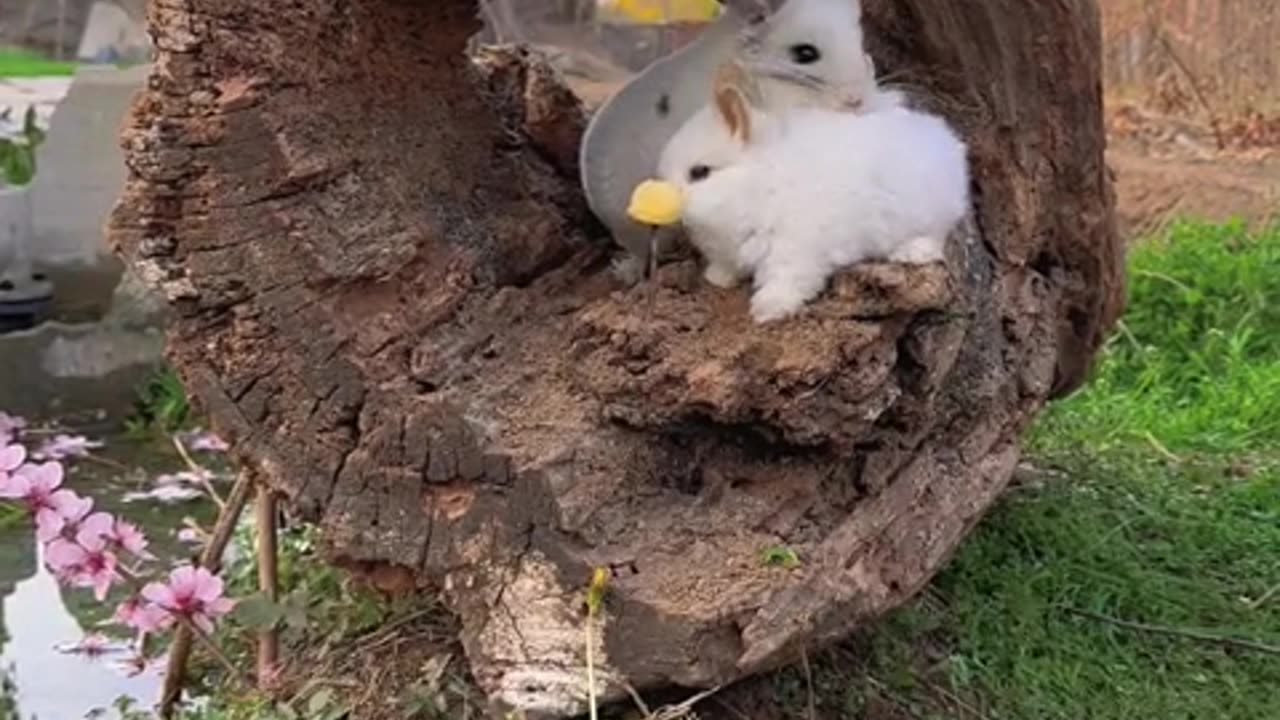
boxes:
[627,180,684,226]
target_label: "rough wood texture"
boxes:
[109,0,1121,716]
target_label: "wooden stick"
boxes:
[177,614,251,687]
[256,483,280,687]
[158,470,255,718]
[172,435,226,510]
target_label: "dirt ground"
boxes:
[1106,102,1279,237]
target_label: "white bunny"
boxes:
[580,0,898,283]
[737,0,905,113]
[655,62,970,323]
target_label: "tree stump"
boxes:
[109,0,1122,716]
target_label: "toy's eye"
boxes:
[688,164,712,182]
[789,43,821,65]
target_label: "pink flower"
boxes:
[155,469,213,487]
[0,412,26,444]
[1,460,62,499]
[183,430,230,453]
[0,457,56,501]
[0,442,24,473]
[36,491,93,544]
[114,596,172,633]
[54,633,121,658]
[0,443,24,494]
[45,535,119,600]
[176,528,202,545]
[142,565,235,634]
[0,461,93,542]
[122,484,203,504]
[34,434,103,461]
[110,519,154,560]
[74,511,114,546]
[45,537,84,583]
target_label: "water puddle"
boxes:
[0,430,218,719]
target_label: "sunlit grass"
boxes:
[780,220,1280,720]
[0,49,77,77]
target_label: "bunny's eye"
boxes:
[688,165,712,182]
[789,43,821,65]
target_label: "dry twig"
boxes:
[159,470,255,718]
[256,483,280,687]
[1064,606,1280,657]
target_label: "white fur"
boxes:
[739,0,902,112]
[580,0,903,281]
[657,104,970,323]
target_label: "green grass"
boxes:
[782,220,1280,719]
[0,48,77,77]
[125,366,195,436]
[1034,219,1280,455]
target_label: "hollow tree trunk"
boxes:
[109,0,1122,717]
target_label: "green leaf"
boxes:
[231,592,285,630]
[760,545,802,569]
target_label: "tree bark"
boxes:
[109,0,1122,717]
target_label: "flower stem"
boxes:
[177,613,251,687]
[585,616,599,720]
[78,453,131,473]
[171,435,225,510]
[159,469,254,718]
[645,226,660,319]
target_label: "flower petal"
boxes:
[0,470,31,499]
[36,509,67,543]
[50,489,92,520]
[76,511,115,547]
[141,581,177,609]
[169,565,198,598]
[192,613,215,635]
[193,569,225,604]
[206,597,236,617]
[45,538,88,571]
[29,461,64,492]
[0,444,25,472]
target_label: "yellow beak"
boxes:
[626,179,684,226]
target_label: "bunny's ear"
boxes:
[713,60,756,143]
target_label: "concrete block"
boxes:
[76,1,150,64]
[29,64,148,267]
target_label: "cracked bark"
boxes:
[109,0,1122,717]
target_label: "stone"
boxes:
[29,64,148,267]
[75,1,150,64]
[0,316,164,420]
[0,62,166,420]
